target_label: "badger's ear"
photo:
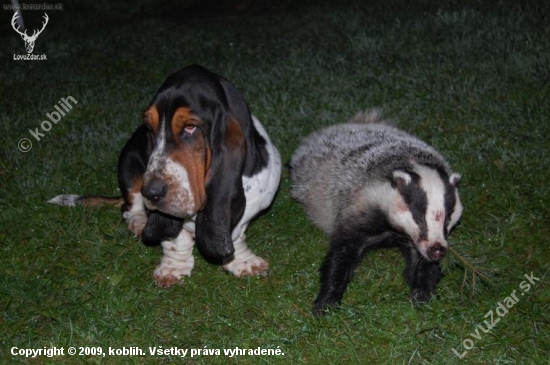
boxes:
[391,170,412,189]
[194,116,246,264]
[450,172,461,187]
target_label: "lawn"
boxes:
[1,0,549,363]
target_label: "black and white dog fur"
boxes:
[290,109,463,314]
[50,65,281,287]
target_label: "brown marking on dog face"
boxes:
[122,176,143,219]
[130,176,143,194]
[170,107,199,137]
[144,106,160,134]
[168,130,211,211]
[125,176,143,205]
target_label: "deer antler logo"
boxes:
[12,11,49,54]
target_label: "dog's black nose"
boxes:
[141,178,167,202]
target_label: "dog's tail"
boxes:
[48,194,123,207]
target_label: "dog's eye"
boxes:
[184,125,197,135]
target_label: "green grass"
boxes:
[1,0,549,363]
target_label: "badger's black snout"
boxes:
[428,243,447,261]
[141,177,167,202]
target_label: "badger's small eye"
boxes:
[184,125,197,135]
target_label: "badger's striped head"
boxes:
[388,163,463,261]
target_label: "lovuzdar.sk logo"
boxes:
[12,11,48,60]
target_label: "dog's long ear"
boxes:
[195,112,247,264]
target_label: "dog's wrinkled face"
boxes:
[141,105,212,218]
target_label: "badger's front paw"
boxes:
[312,299,339,316]
[224,255,269,278]
[410,288,434,303]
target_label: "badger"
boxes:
[290,109,463,314]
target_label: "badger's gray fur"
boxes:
[290,109,463,314]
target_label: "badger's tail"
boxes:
[348,108,385,125]
[48,194,123,207]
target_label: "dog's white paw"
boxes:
[123,211,147,237]
[224,255,269,277]
[153,262,193,288]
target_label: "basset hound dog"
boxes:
[50,65,281,287]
